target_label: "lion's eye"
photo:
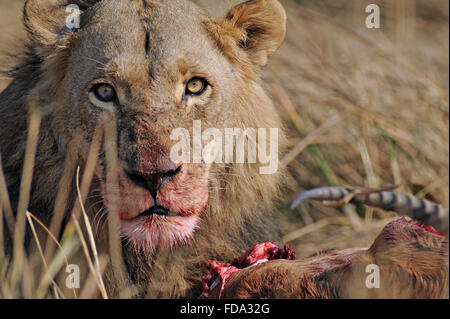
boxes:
[92,84,116,102]
[186,78,207,95]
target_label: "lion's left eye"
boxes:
[92,84,116,102]
[186,78,207,95]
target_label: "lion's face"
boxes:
[24,0,286,252]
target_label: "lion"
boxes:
[0,0,287,298]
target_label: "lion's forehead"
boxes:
[80,0,208,54]
[73,0,230,89]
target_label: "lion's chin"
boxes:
[119,214,200,253]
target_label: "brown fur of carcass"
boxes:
[213,218,449,299]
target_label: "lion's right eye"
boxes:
[186,78,207,96]
[91,84,116,103]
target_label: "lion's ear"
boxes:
[23,0,83,55]
[225,0,286,67]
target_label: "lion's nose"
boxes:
[125,163,182,196]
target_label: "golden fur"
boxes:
[0,0,287,298]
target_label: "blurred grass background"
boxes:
[267,0,448,257]
[0,0,448,289]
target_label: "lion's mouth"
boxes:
[119,211,200,253]
[99,165,208,252]
[137,205,171,217]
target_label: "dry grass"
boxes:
[266,0,449,257]
[0,0,448,297]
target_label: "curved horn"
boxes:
[291,187,449,235]
[290,187,356,210]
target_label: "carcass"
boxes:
[200,188,449,299]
